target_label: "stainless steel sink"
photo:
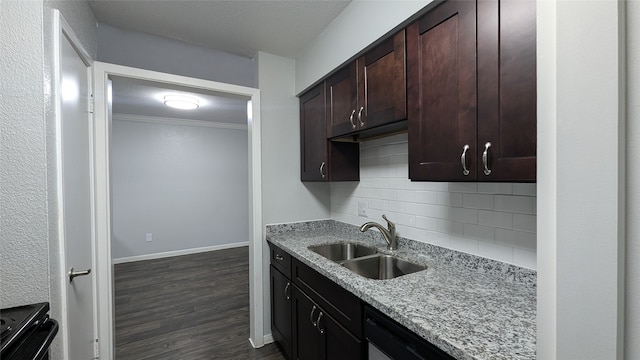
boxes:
[308,243,378,262]
[341,255,427,280]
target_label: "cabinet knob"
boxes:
[349,109,356,129]
[357,106,365,127]
[319,162,326,179]
[461,144,470,176]
[275,253,284,261]
[482,142,492,175]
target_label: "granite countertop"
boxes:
[266,220,536,360]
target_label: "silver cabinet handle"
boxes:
[310,305,318,326]
[349,109,356,129]
[461,144,470,176]
[316,312,324,334]
[319,162,326,179]
[68,267,91,282]
[284,282,291,300]
[357,106,365,127]
[275,253,284,261]
[482,142,492,175]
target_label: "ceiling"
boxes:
[88,0,352,59]
[91,0,351,123]
[111,77,249,124]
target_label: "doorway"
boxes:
[109,77,252,356]
[92,63,264,359]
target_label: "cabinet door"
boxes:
[300,83,328,181]
[359,30,407,130]
[477,0,536,181]
[320,311,365,360]
[407,0,477,181]
[326,64,358,138]
[292,287,321,360]
[271,266,293,359]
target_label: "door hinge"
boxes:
[93,338,100,359]
[89,94,95,114]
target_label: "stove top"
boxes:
[0,303,50,355]
[0,315,17,337]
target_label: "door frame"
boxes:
[92,62,264,358]
[52,10,96,359]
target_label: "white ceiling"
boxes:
[91,0,351,123]
[88,0,352,59]
[111,77,249,124]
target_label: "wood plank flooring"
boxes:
[114,247,286,360]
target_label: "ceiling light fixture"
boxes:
[163,94,199,110]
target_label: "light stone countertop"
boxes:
[266,220,536,360]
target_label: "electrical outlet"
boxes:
[358,201,368,217]
[145,233,153,242]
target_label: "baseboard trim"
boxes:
[249,334,275,349]
[112,242,249,264]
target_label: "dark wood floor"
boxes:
[114,247,286,360]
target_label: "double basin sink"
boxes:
[308,243,426,280]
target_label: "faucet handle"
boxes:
[381,214,395,230]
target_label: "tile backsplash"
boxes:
[330,133,537,269]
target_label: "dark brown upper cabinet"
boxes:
[477,0,536,181]
[408,0,536,182]
[300,83,359,182]
[326,30,407,139]
[407,0,477,182]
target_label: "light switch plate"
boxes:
[146,233,153,242]
[358,201,368,217]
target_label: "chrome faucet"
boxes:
[360,215,397,250]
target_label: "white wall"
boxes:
[295,0,433,93]
[110,117,248,260]
[257,51,331,338]
[626,1,640,358]
[331,134,537,269]
[259,52,330,226]
[97,24,257,88]
[538,1,626,359]
[0,0,97,311]
[1,0,50,308]
[535,1,557,358]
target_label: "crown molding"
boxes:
[112,113,248,130]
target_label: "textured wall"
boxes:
[0,1,96,358]
[110,118,249,259]
[0,0,50,308]
[331,134,537,269]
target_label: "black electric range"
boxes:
[0,302,59,360]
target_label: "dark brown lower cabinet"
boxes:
[270,243,364,360]
[292,287,364,360]
[270,243,448,360]
[271,266,293,359]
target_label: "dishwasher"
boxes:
[364,305,454,360]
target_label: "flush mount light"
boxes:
[163,94,199,110]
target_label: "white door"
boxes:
[58,22,96,359]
